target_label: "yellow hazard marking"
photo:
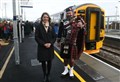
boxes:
[0,47,14,79]
[54,50,86,82]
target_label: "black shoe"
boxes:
[46,75,50,82]
[43,75,47,82]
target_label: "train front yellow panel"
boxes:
[90,13,96,41]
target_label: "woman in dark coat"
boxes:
[35,12,56,82]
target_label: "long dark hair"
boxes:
[40,12,51,24]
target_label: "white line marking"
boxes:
[0,47,14,79]
[84,52,120,72]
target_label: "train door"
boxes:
[85,7,101,50]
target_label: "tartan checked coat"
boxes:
[58,18,86,60]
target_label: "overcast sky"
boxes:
[0,0,120,21]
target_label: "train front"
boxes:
[75,3,105,54]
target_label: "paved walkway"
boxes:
[0,36,94,82]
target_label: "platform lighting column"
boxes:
[21,8,24,38]
[107,17,109,32]
[18,0,22,43]
[115,6,118,30]
[4,3,7,20]
[13,0,20,65]
[118,1,120,32]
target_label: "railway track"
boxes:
[101,45,120,57]
[92,44,120,69]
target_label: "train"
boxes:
[51,3,105,54]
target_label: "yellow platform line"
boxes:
[54,50,86,82]
[0,47,14,79]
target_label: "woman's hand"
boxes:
[44,43,51,48]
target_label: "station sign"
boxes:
[20,0,33,8]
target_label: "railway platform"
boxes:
[0,36,94,82]
[0,35,119,82]
[0,40,13,70]
[105,30,120,49]
[105,30,120,40]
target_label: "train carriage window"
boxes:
[101,16,104,29]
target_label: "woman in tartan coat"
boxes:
[57,7,86,78]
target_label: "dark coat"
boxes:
[35,23,56,62]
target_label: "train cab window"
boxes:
[101,16,104,29]
[78,10,85,14]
